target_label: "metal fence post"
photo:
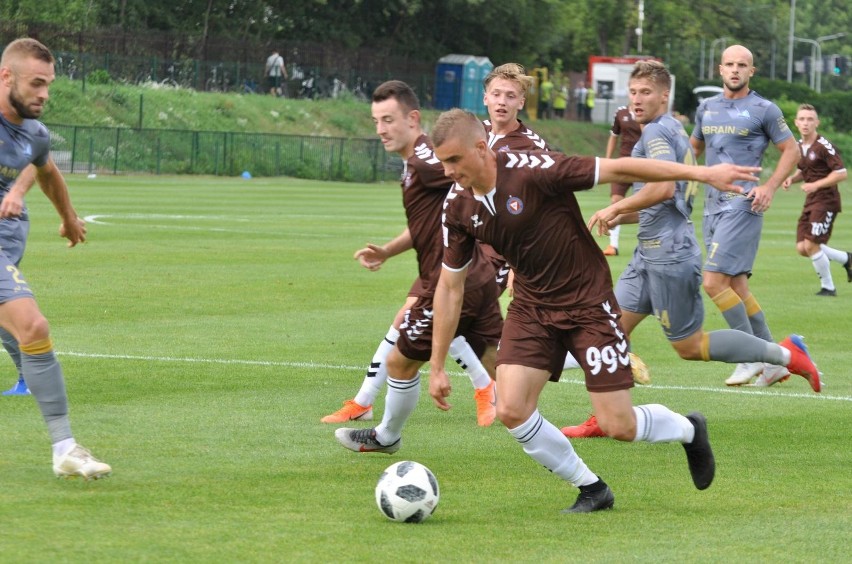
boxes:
[114,128,120,174]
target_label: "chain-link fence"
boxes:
[48,124,404,183]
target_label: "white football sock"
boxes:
[375,375,420,445]
[609,224,621,248]
[508,410,597,487]
[820,244,848,264]
[632,404,694,443]
[449,335,491,389]
[52,438,76,458]
[354,326,398,406]
[811,251,835,290]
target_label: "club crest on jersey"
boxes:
[402,170,413,188]
[497,144,511,152]
[808,151,816,160]
[506,196,524,215]
[471,214,484,228]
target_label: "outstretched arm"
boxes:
[587,181,674,235]
[598,157,757,194]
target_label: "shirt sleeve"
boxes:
[441,187,476,271]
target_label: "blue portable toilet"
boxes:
[435,54,490,113]
[472,56,493,114]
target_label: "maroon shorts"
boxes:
[610,182,632,198]
[497,292,634,392]
[796,204,840,245]
[396,281,503,362]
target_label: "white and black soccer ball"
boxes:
[375,460,439,523]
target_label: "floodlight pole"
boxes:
[786,0,795,82]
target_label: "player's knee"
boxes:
[496,402,530,429]
[18,315,51,346]
[596,413,636,442]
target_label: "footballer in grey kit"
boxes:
[0,37,111,478]
[693,88,793,275]
[565,61,822,441]
[690,44,801,388]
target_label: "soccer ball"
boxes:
[375,460,439,523]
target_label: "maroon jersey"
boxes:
[403,134,493,291]
[610,106,641,158]
[797,135,845,211]
[442,151,613,308]
[483,119,551,153]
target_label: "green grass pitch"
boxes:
[1,173,849,562]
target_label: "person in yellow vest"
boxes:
[553,83,568,119]
[539,76,554,120]
[585,86,595,121]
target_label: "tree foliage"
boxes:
[1,0,849,94]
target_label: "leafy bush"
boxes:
[86,69,113,85]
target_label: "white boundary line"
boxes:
[57,351,850,402]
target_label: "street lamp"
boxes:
[707,37,729,80]
[795,32,846,93]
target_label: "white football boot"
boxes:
[53,445,112,480]
[725,362,764,386]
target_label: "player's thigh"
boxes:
[703,210,763,276]
[647,258,704,341]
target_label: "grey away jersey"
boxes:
[0,112,51,208]
[631,113,701,264]
[692,90,792,215]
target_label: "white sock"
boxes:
[354,326,399,406]
[811,251,835,290]
[449,335,491,389]
[820,244,848,264]
[609,224,621,248]
[563,352,581,370]
[507,410,597,487]
[632,404,694,443]
[375,375,420,445]
[52,438,76,458]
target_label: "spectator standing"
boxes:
[265,49,288,97]
[574,80,588,120]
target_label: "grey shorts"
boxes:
[0,218,32,304]
[0,217,29,266]
[615,252,704,341]
[702,210,763,277]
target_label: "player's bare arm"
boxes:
[0,164,37,218]
[801,170,848,194]
[428,266,467,411]
[35,157,86,247]
[599,157,757,193]
[748,136,800,212]
[605,134,617,159]
[689,136,705,160]
[353,228,414,271]
[782,169,804,190]
[587,181,674,235]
